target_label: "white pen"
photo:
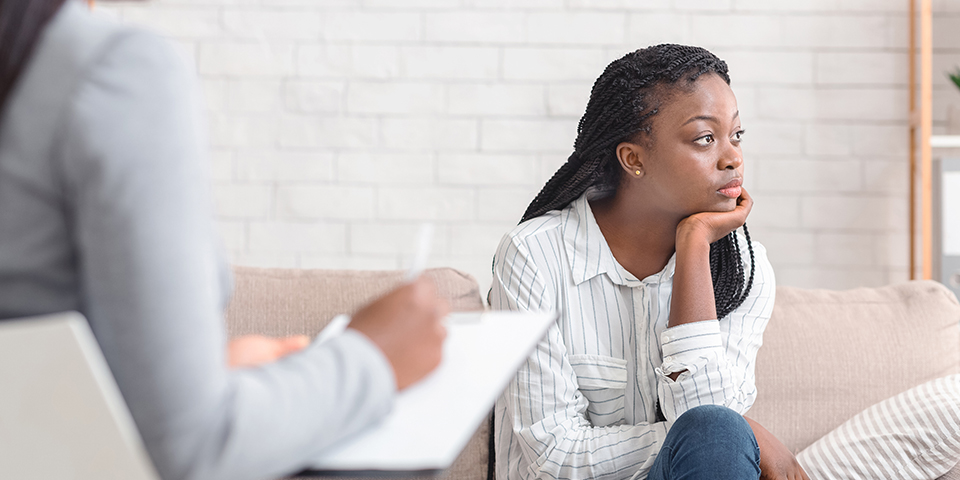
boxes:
[404,222,434,282]
[314,314,349,345]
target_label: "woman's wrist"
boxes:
[675,222,713,254]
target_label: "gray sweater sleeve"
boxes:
[56,30,396,480]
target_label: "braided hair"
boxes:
[521,44,755,319]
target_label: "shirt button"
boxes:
[664,356,674,363]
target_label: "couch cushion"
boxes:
[944,462,960,480]
[797,374,960,479]
[224,266,484,338]
[223,266,488,480]
[749,280,960,453]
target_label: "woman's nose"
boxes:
[719,141,743,170]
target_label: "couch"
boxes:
[224,267,960,480]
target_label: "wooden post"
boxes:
[909,0,917,280]
[921,0,933,280]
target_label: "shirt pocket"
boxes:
[569,354,628,427]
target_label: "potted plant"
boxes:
[949,68,960,134]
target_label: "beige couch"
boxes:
[224,267,960,480]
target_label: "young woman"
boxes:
[491,45,808,480]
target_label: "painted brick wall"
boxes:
[101,0,960,292]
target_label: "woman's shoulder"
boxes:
[498,210,566,250]
[491,211,570,298]
[34,2,173,79]
[8,2,186,139]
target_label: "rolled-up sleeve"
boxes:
[654,240,776,424]
[659,320,724,373]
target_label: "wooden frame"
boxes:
[910,0,933,280]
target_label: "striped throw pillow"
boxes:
[797,374,960,479]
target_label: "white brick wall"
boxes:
[199,42,296,76]
[276,185,376,220]
[346,82,445,115]
[102,0,960,292]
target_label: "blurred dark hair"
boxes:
[0,0,67,117]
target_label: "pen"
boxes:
[315,314,349,345]
[404,222,434,282]
[317,222,435,345]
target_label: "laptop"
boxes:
[303,310,557,476]
[0,312,159,480]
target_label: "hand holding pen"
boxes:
[346,223,448,390]
[316,222,437,344]
[349,276,448,390]
[229,224,449,388]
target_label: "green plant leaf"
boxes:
[950,67,960,91]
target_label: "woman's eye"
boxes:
[694,134,714,146]
[732,130,746,143]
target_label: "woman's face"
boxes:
[637,72,744,219]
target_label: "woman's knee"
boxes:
[672,405,757,451]
[675,404,745,427]
[654,406,760,479]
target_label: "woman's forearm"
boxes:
[668,228,717,328]
[664,228,717,381]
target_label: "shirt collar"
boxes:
[561,192,676,287]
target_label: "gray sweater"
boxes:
[0,2,395,479]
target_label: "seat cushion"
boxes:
[749,280,960,453]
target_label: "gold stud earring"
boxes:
[635,170,641,176]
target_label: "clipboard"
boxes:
[302,310,556,476]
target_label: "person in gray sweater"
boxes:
[0,1,448,479]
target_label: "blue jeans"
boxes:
[647,405,761,480]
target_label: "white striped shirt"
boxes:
[491,193,775,480]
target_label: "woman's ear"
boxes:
[616,142,646,179]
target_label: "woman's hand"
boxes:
[745,416,810,480]
[677,187,753,246]
[228,335,311,369]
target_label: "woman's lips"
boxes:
[718,179,742,199]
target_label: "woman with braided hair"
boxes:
[491,44,806,480]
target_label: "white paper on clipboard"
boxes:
[305,310,555,474]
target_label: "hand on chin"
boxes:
[677,187,753,245]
